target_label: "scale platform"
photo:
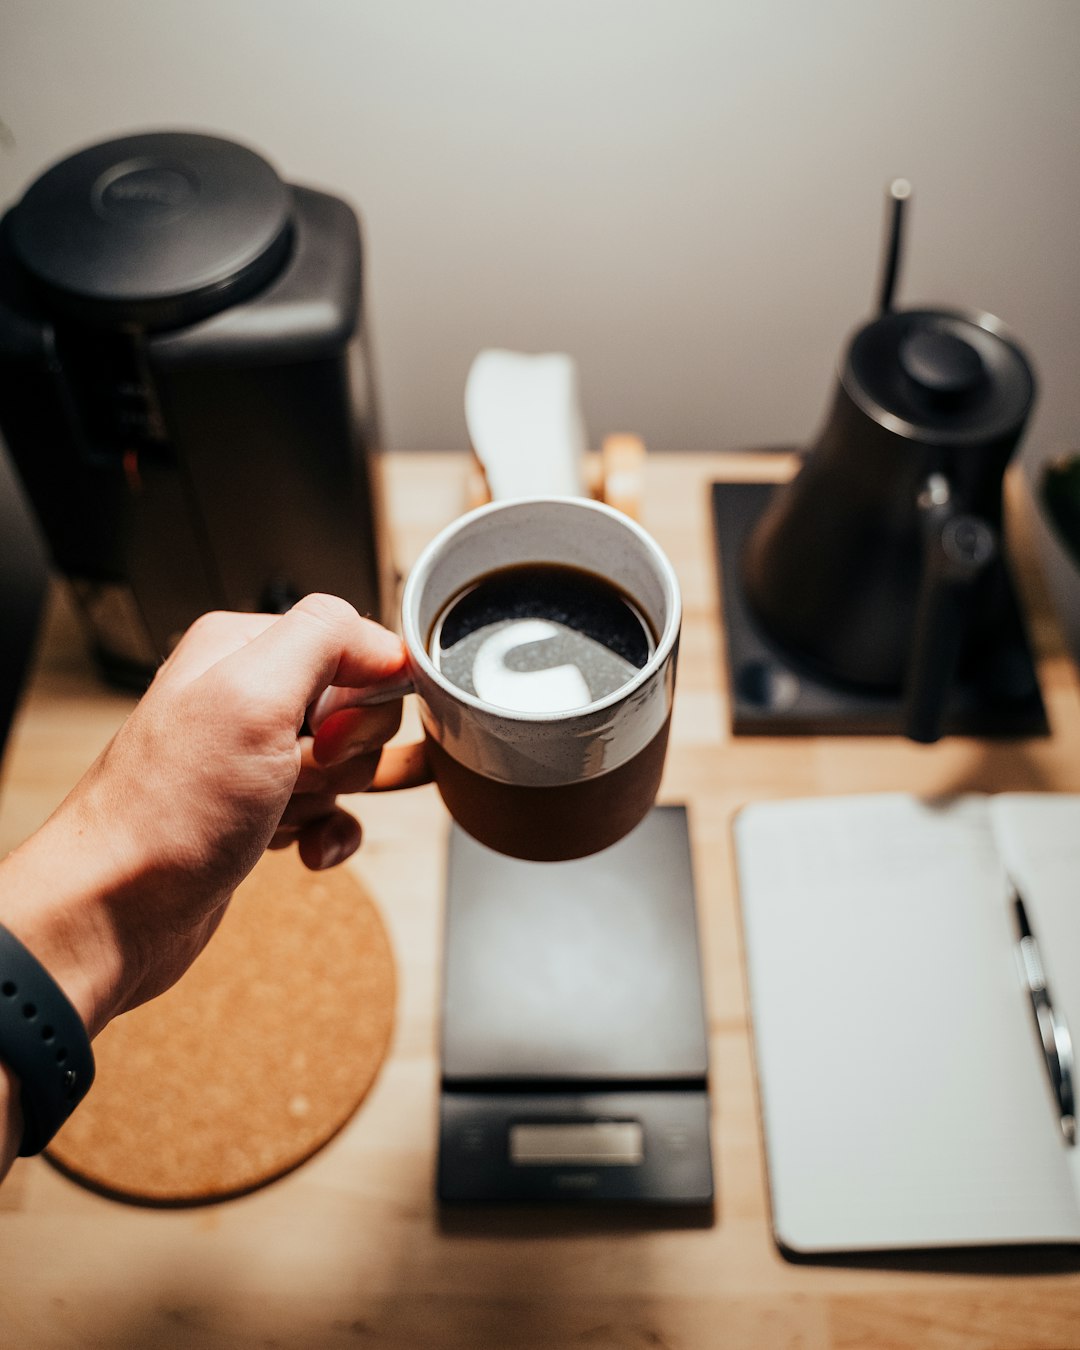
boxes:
[438,805,713,1208]
[712,479,1049,737]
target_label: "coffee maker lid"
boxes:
[845,308,1035,446]
[5,131,293,330]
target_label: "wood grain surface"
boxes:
[3,451,1080,1350]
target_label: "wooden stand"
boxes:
[466,433,646,520]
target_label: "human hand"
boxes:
[0,595,429,1038]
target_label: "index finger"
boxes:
[155,611,279,688]
[218,594,408,725]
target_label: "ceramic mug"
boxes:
[396,496,680,861]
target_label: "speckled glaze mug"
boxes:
[400,496,681,862]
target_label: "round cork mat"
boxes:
[46,849,396,1205]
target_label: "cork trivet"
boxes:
[46,849,396,1205]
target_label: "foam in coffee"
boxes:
[430,562,654,714]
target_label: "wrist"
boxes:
[0,923,96,1155]
[0,809,131,1040]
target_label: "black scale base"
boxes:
[711,480,1049,738]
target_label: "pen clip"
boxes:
[1013,889,1077,1146]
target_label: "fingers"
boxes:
[295,750,387,797]
[221,594,408,724]
[311,701,403,770]
[277,732,428,867]
[147,602,426,889]
[153,599,410,751]
[298,809,363,871]
[277,789,347,830]
[307,675,414,735]
[270,804,362,870]
[291,739,430,809]
[154,611,279,688]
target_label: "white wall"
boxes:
[4,1,1080,623]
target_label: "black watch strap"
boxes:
[0,923,95,1155]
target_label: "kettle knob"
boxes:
[899,328,986,409]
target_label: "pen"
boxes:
[1013,890,1076,1146]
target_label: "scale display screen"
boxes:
[509,1120,644,1166]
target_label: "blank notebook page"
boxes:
[734,793,1080,1254]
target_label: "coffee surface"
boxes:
[431,563,653,714]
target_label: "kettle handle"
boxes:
[903,486,997,744]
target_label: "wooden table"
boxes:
[4,451,1080,1350]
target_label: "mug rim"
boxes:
[401,495,681,724]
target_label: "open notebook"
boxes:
[734,793,1080,1256]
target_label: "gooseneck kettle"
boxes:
[742,181,1036,743]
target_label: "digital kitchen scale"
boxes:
[437,804,713,1208]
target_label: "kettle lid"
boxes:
[845,308,1035,446]
[4,130,293,329]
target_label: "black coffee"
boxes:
[430,562,654,714]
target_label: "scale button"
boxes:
[662,1125,691,1155]
[458,1124,488,1154]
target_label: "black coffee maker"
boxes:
[713,181,1046,742]
[0,131,389,687]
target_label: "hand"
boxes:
[0,595,429,1039]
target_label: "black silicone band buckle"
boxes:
[0,924,95,1155]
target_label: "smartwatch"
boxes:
[0,924,95,1155]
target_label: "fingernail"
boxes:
[317,836,357,870]
[331,730,382,760]
[316,817,360,869]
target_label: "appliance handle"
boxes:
[903,491,997,744]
